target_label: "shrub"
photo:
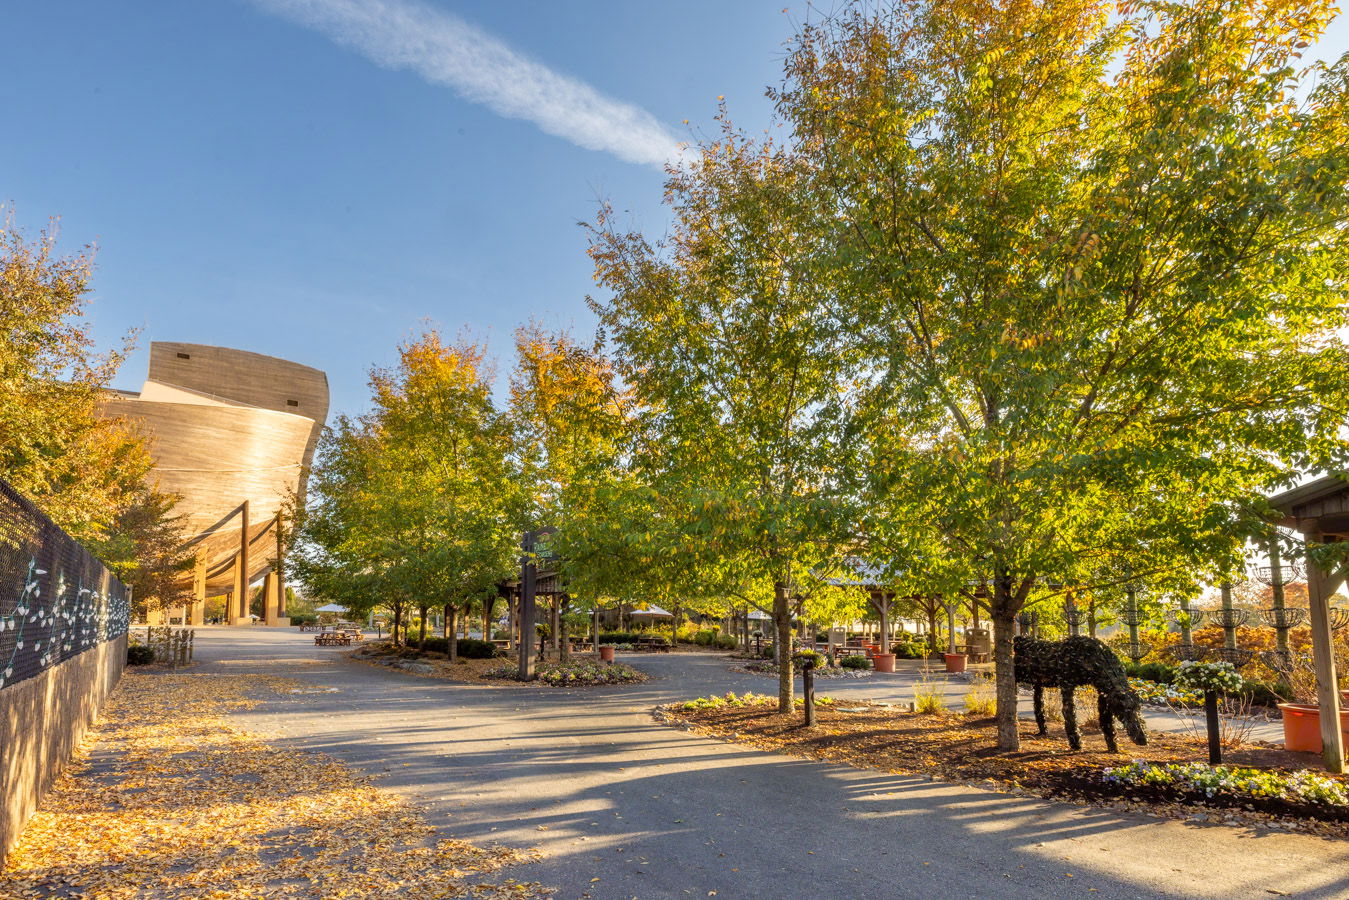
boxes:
[839,654,870,670]
[793,649,828,670]
[1136,661,1178,684]
[892,639,925,659]
[963,682,996,716]
[126,645,155,666]
[599,631,642,645]
[715,634,736,649]
[456,638,497,659]
[1244,679,1291,708]
[915,680,947,714]
[289,614,318,626]
[409,637,497,658]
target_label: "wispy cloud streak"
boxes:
[252,0,684,167]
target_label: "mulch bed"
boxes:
[656,700,1349,836]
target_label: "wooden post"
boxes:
[274,511,288,623]
[190,551,207,625]
[802,661,816,727]
[231,500,250,624]
[1300,522,1345,774]
[263,572,280,626]
[1204,690,1222,765]
[518,531,537,681]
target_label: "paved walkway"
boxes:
[189,628,1345,899]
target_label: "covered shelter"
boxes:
[1267,476,1348,772]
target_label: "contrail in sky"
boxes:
[251,0,685,168]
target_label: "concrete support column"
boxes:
[1300,521,1345,774]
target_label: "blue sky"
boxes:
[3,2,1346,420]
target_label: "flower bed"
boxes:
[679,691,836,711]
[484,660,648,686]
[1128,677,1202,706]
[729,660,871,679]
[1103,760,1349,810]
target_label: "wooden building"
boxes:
[99,342,329,626]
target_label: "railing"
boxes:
[0,479,130,691]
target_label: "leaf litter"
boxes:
[1,671,553,898]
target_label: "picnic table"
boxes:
[314,633,353,646]
[633,636,672,652]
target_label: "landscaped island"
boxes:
[351,641,648,687]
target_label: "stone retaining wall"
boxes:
[0,632,126,861]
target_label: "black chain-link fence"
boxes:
[0,479,129,691]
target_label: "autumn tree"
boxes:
[779,0,1349,747]
[589,130,861,713]
[509,325,633,657]
[0,214,153,542]
[293,331,518,653]
[96,485,196,617]
[1,212,195,609]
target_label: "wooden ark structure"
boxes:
[99,342,329,625]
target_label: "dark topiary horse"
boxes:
[1014,635,1148,753]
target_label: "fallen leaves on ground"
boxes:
[656,700,1349,837]
[1,671,552,899]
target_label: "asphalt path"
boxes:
[188,628,1346,900]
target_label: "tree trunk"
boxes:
[447,606,458,662]
[559,597,570,662]
[391,603,403,647]
[550,598,560,655]
[878,594,890,650]
[592,605,601,653]
[993,574,1020,751]
[443,604,451,639]
[774,581,793,714]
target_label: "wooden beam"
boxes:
[1300,521,1345,773]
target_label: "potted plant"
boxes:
[598,644,616,663]
[872,638,896,673]
[943,651,966,673]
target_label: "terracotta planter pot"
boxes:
[943,653,967,674]
[872,653,896,673]
[599,645,615,663]
[1278,703,1349,753]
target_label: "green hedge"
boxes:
[1124,661,1178,684]
[891,639,926,659]
[127,645,155,666]
[690,629,735,649]
[414,637,498,659]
